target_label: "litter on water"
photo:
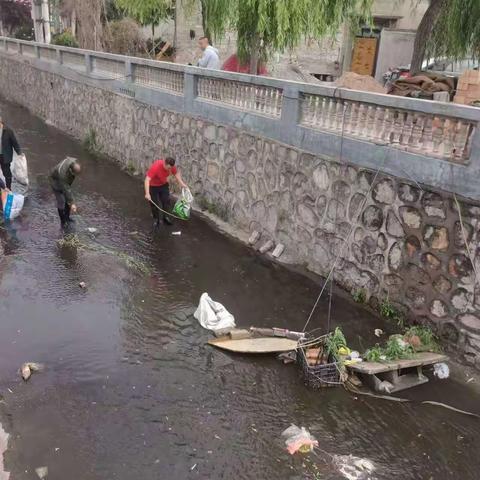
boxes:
[20,362,44,381]
[194,293,236,332]
[433,362,450,379]
[333,454,375,480]
[86,227,98,234]
[281,424,318,455]
[35,466,48,479]
[172,231,182,236]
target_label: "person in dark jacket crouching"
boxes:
[0,117,22,190]
[50,157,81,228]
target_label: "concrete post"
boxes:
[281,85,301,128]
[125,60,133,84]
[184,69,197,112]
[41,0,51,44]
[85,53,92,75]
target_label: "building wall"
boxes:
[372,0,429,29]
[0,47,479,369]
[151,0,430,81]
[374,29,416,82]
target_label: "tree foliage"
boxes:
[426,0,480,60]
[198,0,372,72]
[0,0,32,34]
[114,0,174,26]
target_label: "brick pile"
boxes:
[454,70,480,106]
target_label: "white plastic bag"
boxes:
[2,191,25,220]
[173,188,194,220]
[281,424,318,454]
[194,293,236,331]
[11,152,29,186]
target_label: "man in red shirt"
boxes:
[144,157,187,228]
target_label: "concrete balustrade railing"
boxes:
[2,36,480,199]
[301,93,474,163]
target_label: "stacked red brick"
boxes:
[454,70,480,106]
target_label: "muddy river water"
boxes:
[0,99,479,480]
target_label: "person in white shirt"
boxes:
[197,37,220,70]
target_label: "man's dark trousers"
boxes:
[0,155,12,189]
[149,184,171,224]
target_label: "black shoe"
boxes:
[163,216,173,226]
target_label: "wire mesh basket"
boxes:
[297,345,341,389]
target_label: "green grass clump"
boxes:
[379,297,404,328]
[352,289,367,304]
[404,325,440,352]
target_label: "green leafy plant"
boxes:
[325,327,347,361]
[404,325,440,353]
[364,344,384,362]
[352,288,366,304]
[379,297,404,328]
[364,335,414,362]
[52,30,79,48]
[384,335,413,360]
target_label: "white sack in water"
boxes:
[194,293,236,331]
[434,362,450,379]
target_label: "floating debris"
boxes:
[86,227,98,234]
[79,282,86,289]
[333,455,375,480]
[374,329,383,337]
[172,231,182,236]
[35,466,48,479]
[57,234,81,248]
[20,362,44,382]
[281,424,318,455]
[433,362,450,379]
[56,234,151,275]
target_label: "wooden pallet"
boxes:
[347,352,448,393]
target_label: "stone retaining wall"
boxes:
[1,56,480,368]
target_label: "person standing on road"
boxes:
[0,117,22,190]
[144,157,187,229]
[197,37,220,70]
[50,157,81,229]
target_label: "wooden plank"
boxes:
[351,37,378,76]
[348,352,448,375]
[208,337,298,353]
